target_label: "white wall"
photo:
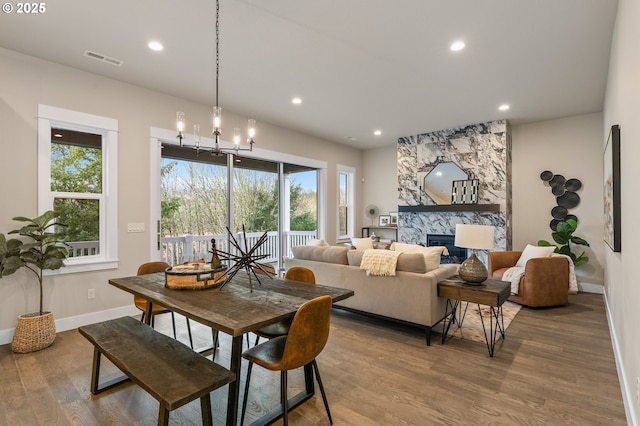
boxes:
[0,47,362,335]
[603,0,640,423]
[361,145,398,239]
[511,113,605,286]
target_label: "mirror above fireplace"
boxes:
[423,161,468,204]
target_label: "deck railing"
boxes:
[64,241,100,257]
[62,230,317,266]
[161,230,317,265]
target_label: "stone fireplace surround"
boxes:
[396,120,512,262]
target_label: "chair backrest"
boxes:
[137,261,170,276]
[284,266,316,284]
[134,262,171,310]
[279,295,332,371]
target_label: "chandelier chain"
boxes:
[215,0,220,108]
[174,0,255,156]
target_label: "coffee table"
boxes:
[438,277,510,357]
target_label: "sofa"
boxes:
[284,244,457,345]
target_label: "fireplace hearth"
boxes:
[427,234,467,264]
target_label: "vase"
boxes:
[11,311,56,353]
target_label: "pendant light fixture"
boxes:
[175,0,256,156]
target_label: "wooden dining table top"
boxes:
[109,272,355,337]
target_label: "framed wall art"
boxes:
[604,124,621,252]
[378,215,391,227]
[451,179,479,205]
[389,212,398,226]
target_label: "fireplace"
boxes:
[427,234,467,264]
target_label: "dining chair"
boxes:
[135,261,194,349]
[241,295,333,426]
[252,266,316,346]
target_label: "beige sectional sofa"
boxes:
[285,245,457,345]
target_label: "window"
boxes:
[38,105,118,273]
[337,165,355,240]
[150,126,327,266]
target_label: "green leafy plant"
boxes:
[538,218,589,267]
[0,211,68,315]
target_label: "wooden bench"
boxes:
[78,316,235,426]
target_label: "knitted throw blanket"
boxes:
[503,253,578,295]
[360,249,402,276]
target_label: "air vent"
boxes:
[83,50,124,67]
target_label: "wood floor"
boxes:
[0,293,627,425]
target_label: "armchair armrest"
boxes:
[487,251,522,276]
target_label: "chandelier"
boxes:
[175,0,256,156]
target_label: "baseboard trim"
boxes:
[0,305,139,346]
[578,281,604,294]
[604,291,637,426]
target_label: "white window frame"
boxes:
[336,164,355,242]
[38,105,119,273]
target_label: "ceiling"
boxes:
[0,0,618,150]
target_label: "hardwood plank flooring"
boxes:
[0,293,627,425]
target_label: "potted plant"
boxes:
[0,210,67,353]
[538,218,590,267]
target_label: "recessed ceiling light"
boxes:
[345,136,358,141]
[374,130,382,136]
[499,104,510,111]
[291,97,302,105]
[148,41,164,51]
[450,41,465,51]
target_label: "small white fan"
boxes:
[365,204,379,225]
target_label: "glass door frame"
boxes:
[149,127,327,269]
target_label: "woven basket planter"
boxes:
[11,311,56,353]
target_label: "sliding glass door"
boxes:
[159,145,318,271]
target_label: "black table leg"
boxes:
[478,305,504,357]
[227,335,243,426]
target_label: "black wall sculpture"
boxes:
[540,170,582,230]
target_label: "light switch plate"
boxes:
[127,223,145,233]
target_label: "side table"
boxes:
[438,277,510,357]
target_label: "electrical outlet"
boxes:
[127,223,145,233]
[88,288,95,300]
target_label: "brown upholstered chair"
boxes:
[284,265,316,283]
[487,251,570,307]
[252,266,316,345]
[241,295,333,426]
[135,261,193,348]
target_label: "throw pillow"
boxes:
[351,237,374,251]
[390,242,447,271]
[516,244,556,267]
[291,245,349,265]
[396,253,427,273]
[347,249,364,266]
[307,238,329,246]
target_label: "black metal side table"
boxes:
[438,277,510,357]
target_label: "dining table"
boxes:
[108,270,354,426]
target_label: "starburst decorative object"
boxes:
[213,225,275,291]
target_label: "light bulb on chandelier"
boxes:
[174,0,256,156]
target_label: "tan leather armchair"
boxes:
[487,251,570,307]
